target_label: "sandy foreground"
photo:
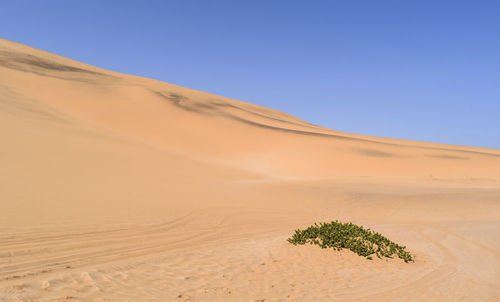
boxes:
[1,38,499,301]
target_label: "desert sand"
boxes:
[1,38,499,301]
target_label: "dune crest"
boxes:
[1,38,499,301]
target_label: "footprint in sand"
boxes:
[176,294,194,301]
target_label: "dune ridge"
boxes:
[1,38,499,301]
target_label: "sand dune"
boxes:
[1,38,499,301]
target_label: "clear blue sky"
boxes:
[2,1,499,148]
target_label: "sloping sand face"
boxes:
[1,38,499,301]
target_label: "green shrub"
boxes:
[287,221,413,262]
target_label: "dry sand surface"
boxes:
[1,38,500,301]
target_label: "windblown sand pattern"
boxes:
[1,38,499,301]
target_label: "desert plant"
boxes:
[287,221,413,262]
